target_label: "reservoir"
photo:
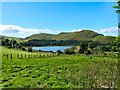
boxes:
[32,46,72,52]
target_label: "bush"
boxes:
[22,47,26,51]
[57,50,63,54]
[64,49,75,55]
[101,46,110,52]
[28,47,32,52]
[84,50,92,55]
[8,46,12,49]
[79,49,84,54]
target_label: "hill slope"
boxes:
[25,30,115,44]
[1,30,116,45]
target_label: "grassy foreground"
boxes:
[0,46,118,88]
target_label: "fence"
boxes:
[2,53,56,60]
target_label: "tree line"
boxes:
[1,38,22,49]
[57,39,119,55]
[1,36,119,55]
[22,39,101,46]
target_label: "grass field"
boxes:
[1,46,118,88]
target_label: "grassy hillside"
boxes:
[0,35,26,43]
[25,30,116,44]
[25,33,55,40]
[1,30,116,45]
[52,30,99,40]
[1,46,118,88]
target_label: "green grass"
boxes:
[1,46,118,88]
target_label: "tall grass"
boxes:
[1,46,118,88]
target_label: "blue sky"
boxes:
[0,2,118,38]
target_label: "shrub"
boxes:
[57,50,63,54]
[101,46,110,52]
[8,46,12,49]
[84,50,92,55]
[64,49,75,55]
[28,47,32,52]
[22,47,26,51]
[79,49,84,54]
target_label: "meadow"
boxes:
[1,46,119,88]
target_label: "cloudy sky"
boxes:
[0,2,118,38]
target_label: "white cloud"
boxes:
[72,28,93,32]
[72,28,83,32]
[95,27,118,36]
[0,25,51,38]
[71,27,118,36]
[0,25,118,38]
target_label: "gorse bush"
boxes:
[1,38,22,50]
[84,50,92,55]
[57,50,63,54]
[64,49,75,55]
[28,47,32,52]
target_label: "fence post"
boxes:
[28,54,31,59]
[17,54,23,59]
[24,54,27,59]
[34,54,36,58]
[10,54,12,59]
[3,53,9,59]
[39,54,41,58]
[30,54,32,58]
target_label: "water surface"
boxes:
[32,46,72,52]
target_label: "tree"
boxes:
[80,41,88,51]
[114,36,120,51]
[88,42,97,51]
[79,49,84,54]
[79,41,88,54]
[2,38,9,46]
[101,46,110,52]
[112,46,117,52]
[10,39,17,48]
[113,0,120,13]
[113,1,120,53]
[113,0,120,29]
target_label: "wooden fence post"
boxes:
[3,53,9,59]
[10,54,12,59]
[39,54,41,58]
[28,54,31,59]
[17,54,23,59]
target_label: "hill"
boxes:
[25,30,116,44]
[25,33,55,40]
[0,30,116,45]
[0,35,27,43]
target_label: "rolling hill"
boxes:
[1,30,116,45]
[25,30,115,44]
[0,35,27,43]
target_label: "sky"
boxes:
[0,2,119,38]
